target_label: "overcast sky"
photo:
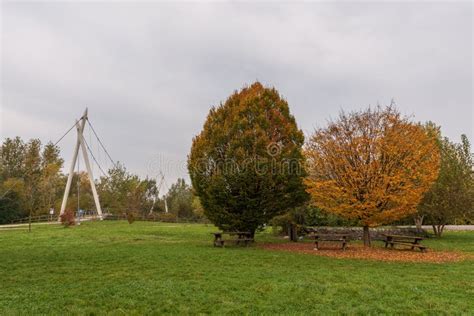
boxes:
[1,1,473,189]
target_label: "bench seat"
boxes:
[387,241,426,247]
[213,233,254,247]
[215,239,253,247]
[386,241,425,246]
[385,240,427,252]
[312,236,350,251]
[314,239,348,242]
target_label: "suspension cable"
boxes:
[53,120,80,146]
[82,137,108,177]
[88,123,94,177]
[86,118,116,167]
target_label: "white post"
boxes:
[59,109,88,218]
[78,130,103,220]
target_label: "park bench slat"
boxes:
[384,234,427,252]
[212,231,254,247]
[386,241,427,247]
[384,234,423,240]
[386,241,424,246]
[312,238,346,242]
[309,234,350,251]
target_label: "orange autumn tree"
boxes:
[305,106,440,246]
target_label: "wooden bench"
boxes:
[384,234,427,252]
[212,231,253,247]
[308,233,350,250]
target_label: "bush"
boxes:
[305,206,359,227]
[60,209,75,227]
[271,206,358,237]
[158,212,177,223]
[126,212,135,224]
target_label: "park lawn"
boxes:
[0,221,473,315]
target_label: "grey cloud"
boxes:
[1,1,472,186]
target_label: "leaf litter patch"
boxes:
[261,242,470,263]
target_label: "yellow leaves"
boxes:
[305,106,441,226]
[1,177,25,199]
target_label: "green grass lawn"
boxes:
[0,221,473,315]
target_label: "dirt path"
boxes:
[403,225,474,231]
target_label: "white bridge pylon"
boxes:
[59,108,103,220]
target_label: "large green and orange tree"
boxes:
[188,82,307,236]
[305,106,440,246]
[418,127,473,237]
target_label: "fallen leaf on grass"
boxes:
[260,243,470,263]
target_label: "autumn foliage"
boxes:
[305,106,440,246]
[188,82,307,235]
[60,209,76,227]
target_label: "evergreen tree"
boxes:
[188,82,307,236]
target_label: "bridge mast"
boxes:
[59,108,103,220]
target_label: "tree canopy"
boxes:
[418,125,474,236]
[165,178,194,219]
[188,82,307,235]
[0,137,64,224]
[0,137,203,224]
[305,106,440,245]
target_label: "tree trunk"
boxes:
[414,215,424,232]
[363,225,371,247]
[249,229,256,240]
[289,224,298,242]
[432,224,445,237]
[28,211,32,233]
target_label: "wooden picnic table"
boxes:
[383,234,427,252]
[212,231,253,247]
[307,233,350,250]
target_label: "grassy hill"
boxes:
[0,221,473,314]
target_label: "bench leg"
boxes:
[314,241,319,251]
[342,242,347,251]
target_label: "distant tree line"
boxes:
[0,137,201,224]
[2,82,473,240]
[0,138,63,224]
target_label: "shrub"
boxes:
[60,209,75,227]
[126,212,135,224]
[158,212,177,223]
